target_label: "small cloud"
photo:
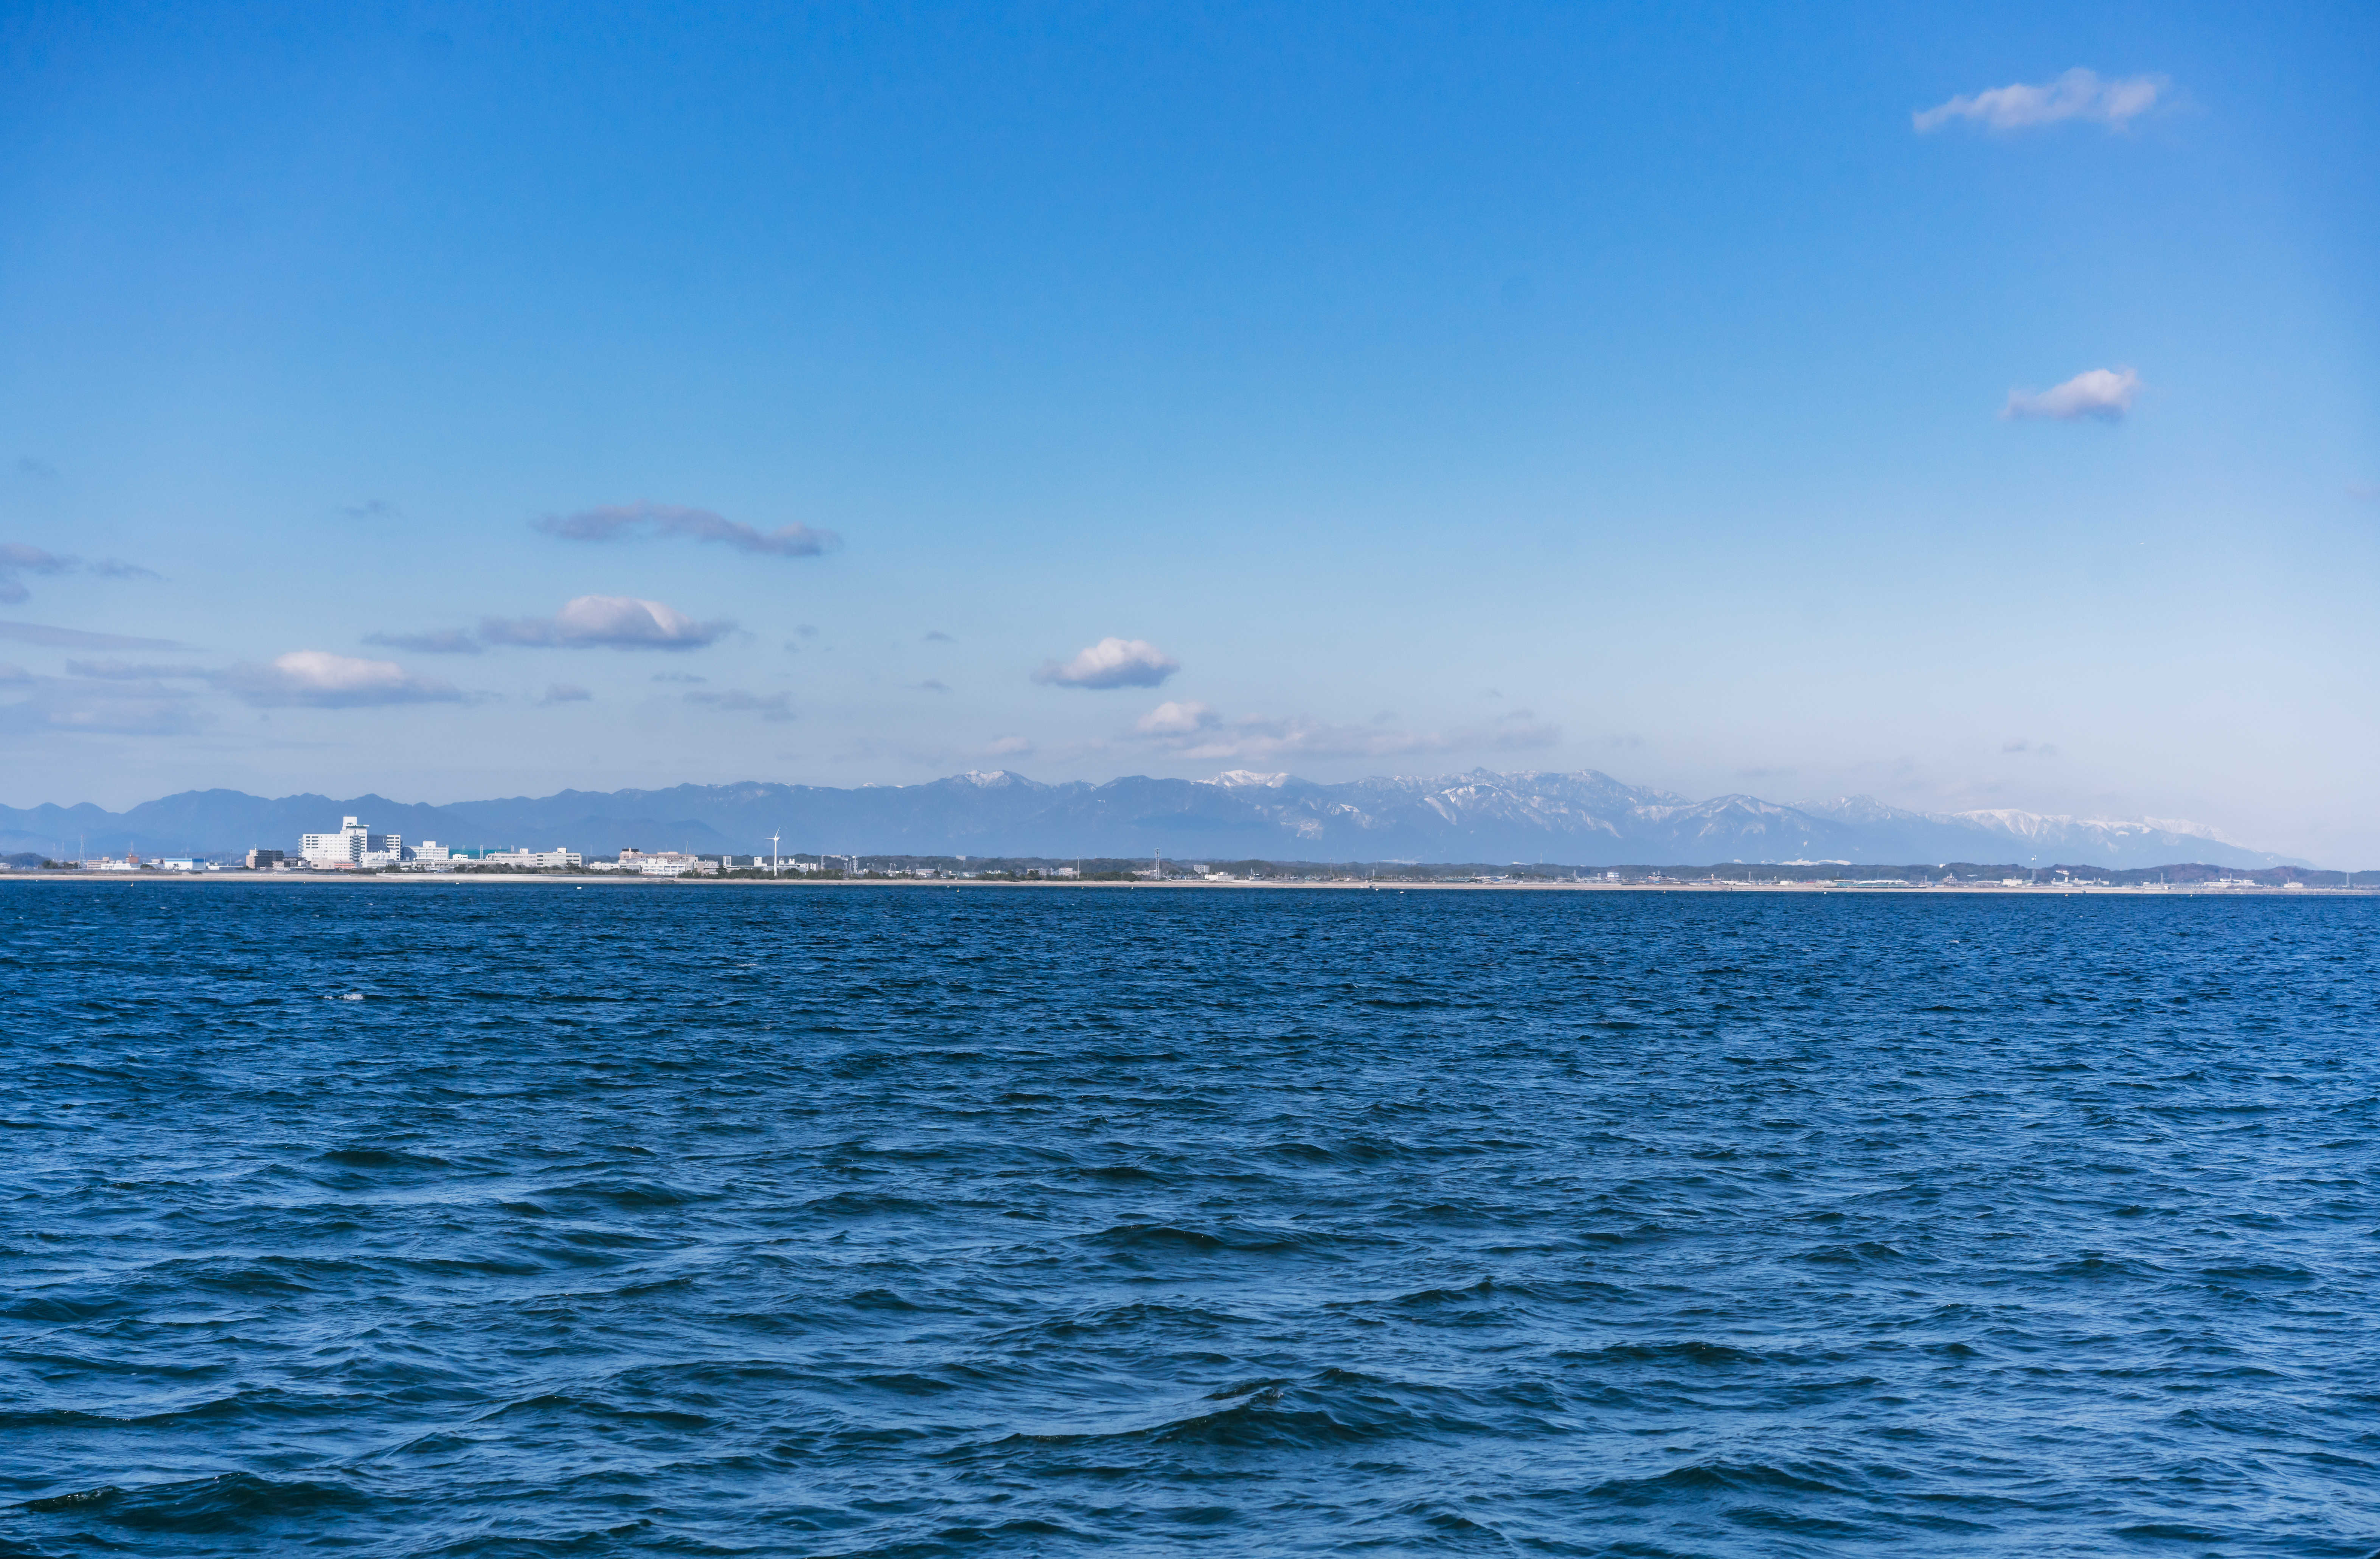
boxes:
[538,682,593,705]
[2002,739,2060,757]
[1915,68,2165,134]
[365,628,483,655]
[2004,367,2140,422]
[0,620,190,651]
[795,624,818,637]
[65,658,208,680]
[0,546,160,603]
[1135,699,1219,736]
[684,688,794,721]
[1034,636,1180,689]
[986,734,1035,756]
[481,595,731,651]
[343,500,399,521]
[0,545,77,604]
[219,650,466,709]
[13,457,57,480]
[917,679,950,693]
[536,501,840,558]
[652,671,707,683]
[2348,483,2378,502]
[922,630,954,642]
[1490,709,1560,751]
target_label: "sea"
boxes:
[3,882,2377,1557]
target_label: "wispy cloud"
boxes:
[1132,702,1560,762]
[220,650,467,708]
[0,620,190,651]
[922,630,954,642]
[2004,367,2140,421]
[684,688,794,721]
[1488,709,1561,751]
[986,734,1034,756]
[1034,636,1180,689]
[536,501,840,558]
[917,678,950,693]
[2002,738,2061,757]
[0,546,161,604]
[0,546,79,605]
[0,673,205,735]
[13,458,58,481]
[1136,709,1449,763]
[538,682,593,705]
[1915,68,2165,134]
[343,499,399,521]
[481,595,732,650]
[64,659,209,681]
[364,628,483,654]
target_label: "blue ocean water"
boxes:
[3,883,2378,1557]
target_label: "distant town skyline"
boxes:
[2,5,2374,861]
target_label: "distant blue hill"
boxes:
[0,769,2312,870]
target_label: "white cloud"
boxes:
[220,650,466,708]
[1914,69,2165,134]
[537,501,840,558]
[481,595,732,650]
[538,683,593,705]
[1135,699,1219,735]
[1033,636,1180,689]
[2003,367,2141,421]
[986,735,1035,756]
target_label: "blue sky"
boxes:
[2,3,2375,860]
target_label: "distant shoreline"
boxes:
[8,874,2372,897]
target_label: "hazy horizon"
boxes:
[4,5,2374,858]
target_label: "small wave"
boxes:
[316,1147,454,1170]
[18,1473,369,1533]
[536,1178,703,1208]
[1586,1458,1855,1505]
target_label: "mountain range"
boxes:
[0,769,2307,869]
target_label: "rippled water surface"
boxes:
[5,882,2380,1557]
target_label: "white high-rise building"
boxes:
[300,816,404,866]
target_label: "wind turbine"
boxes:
[770,831,781,878]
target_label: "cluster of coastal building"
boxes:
[68,815,803,876]
[23,814,2359,890]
